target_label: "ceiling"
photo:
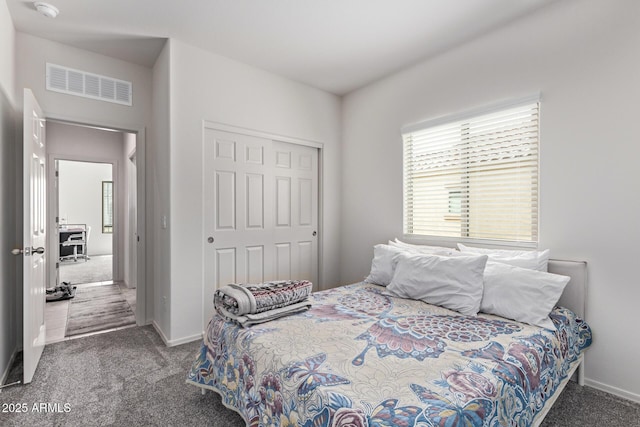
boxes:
[7,0,556,95]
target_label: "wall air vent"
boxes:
[46,63,132,106]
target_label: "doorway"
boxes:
[44,121,140,342]
[57,159,114,284]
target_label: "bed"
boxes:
[187,259,592,427]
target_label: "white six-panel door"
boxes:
[271,140,318,284]
[22,89,47,384]
[203,129,319,326]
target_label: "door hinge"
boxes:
[55,170,59,177]
[56,262,59,269]
[55,216,59,223]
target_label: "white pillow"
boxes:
[481,261,569,329]
[389,239,457,255]
[457,243,550,271]
[364,244,405,286]
[385,252,488,316]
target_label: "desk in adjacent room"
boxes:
[59,224,88,261]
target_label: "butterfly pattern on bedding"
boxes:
[284,353,350,400]
[352,314,522,366]
[187,282,592,427]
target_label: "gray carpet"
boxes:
[1,326,638,427]
[66,284,136,337]
[1,326,244,426]
[542,381,640,427]
[60,254,112,285]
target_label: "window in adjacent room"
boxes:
[102,180,113,233]
[402,97,539,245]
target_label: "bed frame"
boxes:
[550,259,587,320]
[532,259,588,426]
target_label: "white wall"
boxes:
[149,41,170,336]
[15,33,152,130]
[15,31,154,323]
[58,160,113,256]
[0,0,17,385]
[0,1,14,100]
[341,0,640,401]
[123,132,137,288]
[163,39,342,342]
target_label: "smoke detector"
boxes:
[34,2,59,19]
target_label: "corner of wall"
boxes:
[149,37,171,337]
[0,0,18,386]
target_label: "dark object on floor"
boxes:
[46,281,77,302]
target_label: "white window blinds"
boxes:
[402,100,539,244]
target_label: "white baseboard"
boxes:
[585,378,640,404]
[0,348,19,392]
[151,321,202,347]
[167,333,202,347]
[152,321,170,346]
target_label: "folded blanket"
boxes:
[214,280,312,316]
[216,300,312,327]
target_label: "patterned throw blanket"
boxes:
[214,280,312,326]
[189,282,593,426]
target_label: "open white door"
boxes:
[19,89,47,384]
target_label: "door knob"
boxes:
[312,231,317,236]
[207,237,215,244]
[12,247,45,256]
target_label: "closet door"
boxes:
[271,141,318,285]
[203,128,318,326]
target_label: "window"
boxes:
[102,181,113,233]
[402,98,539,244]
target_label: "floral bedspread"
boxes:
[187,282,592,427]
